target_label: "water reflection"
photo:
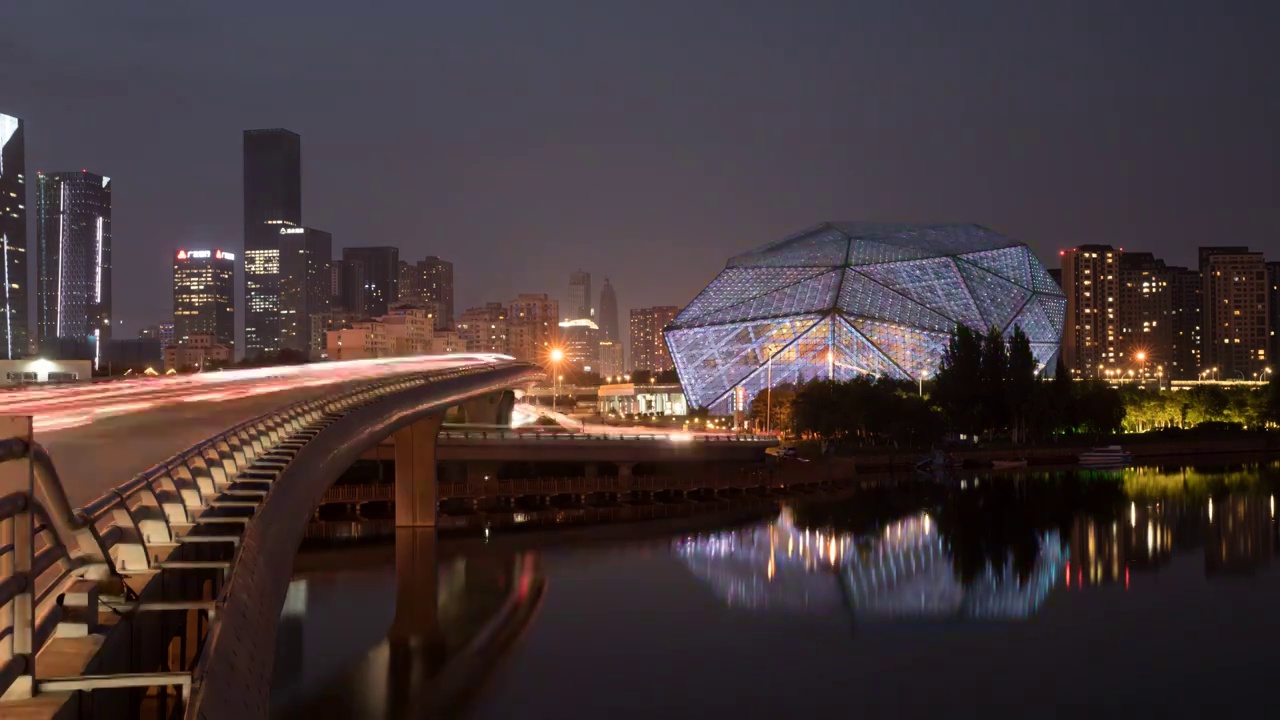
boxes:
[272,529,545,719]
[675,463,1280,619]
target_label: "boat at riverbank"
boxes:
[1078,446,1132,466]
[991,459,1029,470]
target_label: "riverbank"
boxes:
[842,433,1280,471]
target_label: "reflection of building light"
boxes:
[1130,501,1136,527]
[1208,498,1214,523]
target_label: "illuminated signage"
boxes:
[177,249,234,260]
[280,227,305,234]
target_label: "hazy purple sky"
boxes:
[3,1,1278,337]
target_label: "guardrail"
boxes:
[0,361,528,712]
[437,429,775,443]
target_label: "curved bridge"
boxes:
[0,360,541,718]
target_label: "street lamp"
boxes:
[550,347,564,413]
[1135,351,1146,381]
[766,350,775,435]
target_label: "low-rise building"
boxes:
[326,320,391,361]
[0,358,92,385]
[598,382,688,416]
[164,334,232,371]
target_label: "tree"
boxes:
[932,325,985,436]
[980,327,1010,435]
[1073,382,1125,435]
[1005,326,1036,443]
[748,383,797,435]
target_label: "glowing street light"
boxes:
[549,347,565,413]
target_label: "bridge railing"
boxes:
[0,364,513,704]
[436,429,775,443]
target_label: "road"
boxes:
[0,355,511,506]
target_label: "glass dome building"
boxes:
[666,223,1066,413]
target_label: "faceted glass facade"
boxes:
[667,223,1066,412]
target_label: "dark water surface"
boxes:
[272,462,1280,719]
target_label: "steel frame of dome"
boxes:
[665,223,1066,413]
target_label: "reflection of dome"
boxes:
[675,511,1066,621]
[672,524,845,613]
[667,223,1066,413]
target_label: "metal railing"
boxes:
[437,429,776,443]
[318,466,813,505]
[0,362,520,710]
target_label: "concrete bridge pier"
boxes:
[395,390,517,528]
[394,416,444,527]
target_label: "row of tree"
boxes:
[930,326,1126,441]
[1118,383,1280,432]
[748,377,941,447]
[745,325,1131,445]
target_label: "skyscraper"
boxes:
[1060,245,1120,378]
[598,278,619,342]
[172,248,235,348]
[1200,247,1268,378]
[598,339,624,378]
[279,227,332,355]
[243,129,302,356]
[1169,267,1202,380]
[629,306,679,372]
[558,318,600,371]
[36,171,112,357]
[1117,252,1172,379]
[331,259,365,315]
[398,256,454,329]
[568,270,592,320]
[1267,262,1280,368]
[342,246,398,317]
[1,113,28,359]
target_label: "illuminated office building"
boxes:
[243,129,301,356]
[279,227,332,355]
[0,113,28,359]
[172,248,235,348]
[35,171,113,364]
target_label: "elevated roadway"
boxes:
[0,358,543,718]
[0,355,511,505]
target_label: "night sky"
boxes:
[3,1,1277,339]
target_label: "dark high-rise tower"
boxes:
[36,171,112,355]
[341,246,398,317]
[172,248,235,348]
[568,269,592,321]
[280,227,332,355]
[243,129,302,356]
[0,113,27,359]
[398,255,454,329]
[599,278,619,343]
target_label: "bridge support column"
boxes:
[394,415,443,527]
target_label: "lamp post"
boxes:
[766,350,774,435]
[1135,351,1146,382]
[550,348,564,413]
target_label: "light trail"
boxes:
[5,354,516,436]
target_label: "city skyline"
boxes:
[3,2,1275,340]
